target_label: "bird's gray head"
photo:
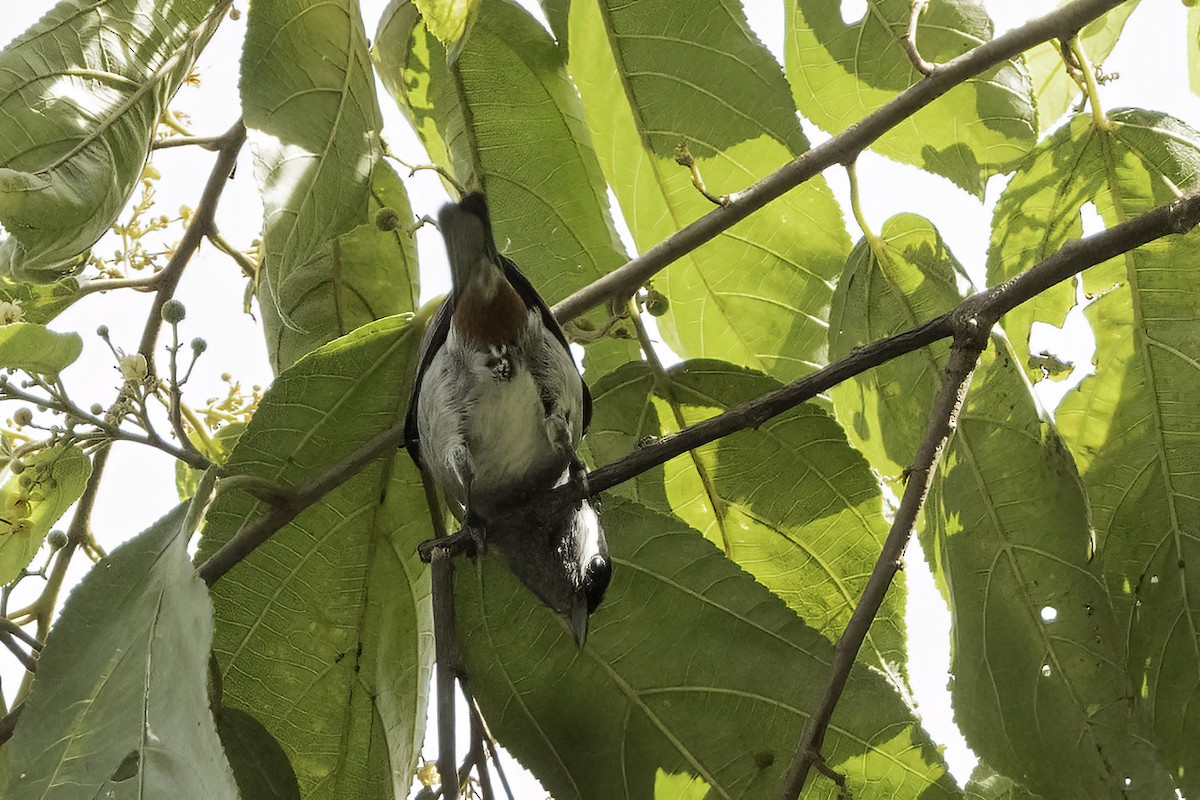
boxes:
[487,494,611,648]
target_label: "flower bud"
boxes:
[191,337,208,354]
[47,529,68,549]
[13,407,32,427]
[161,299,187,324]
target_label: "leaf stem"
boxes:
[1069,37,1110,130]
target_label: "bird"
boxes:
[404,192,611,646]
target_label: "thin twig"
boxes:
[467,694,515,800]
[900,0,936,77]
[207,227,258,279]
[152,134,230,151]
[781,326,989,798]
[0,620,42,651]
[77,271,164,295]
[550,0,1129,324]
[0,631,36,673]
[196,420,408,585]
[139,119,246,372]
[674,142,729,206]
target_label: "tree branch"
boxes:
[781,327,989,797]
[432,549,461,800]
[196,420,408,585]
[138,119,246,372]
[549,0,1128,324]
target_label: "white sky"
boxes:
[1,0,1196,795]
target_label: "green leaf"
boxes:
[0,276,79,324]
[373,0,637,375]
[196,313,435,800]
[176,420,247,502]
[963,764,1042,800]
[1019,111,1200,795]
[243,0,416,371]
[832,214,1176,796]
[457,497,959,799]
[828,215,962,486]
[784,0,1035,197]
[261,162,420,370]
[6,493,239,799]
[1024,2,1141,134]
[0,321,81,375]
[0,444,90,584]
[568,0,851,382]
[0,0,226,281]
[216,707,302,800]
[538,0,571,52]
[413,0,480,46]
[588,360,905,671]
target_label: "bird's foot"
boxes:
[569,456,591,499]
[486,345,513,382]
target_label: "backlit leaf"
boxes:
[0,0,226,280]
[196,313,435,799]
[569,0,851,382]
[784,0,1035,196]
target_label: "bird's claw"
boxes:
[569,457,590,498]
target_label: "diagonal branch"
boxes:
[550,0,1129,324]
[198,190,1200,578]
[781,326,989,797]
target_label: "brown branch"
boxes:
[432,549,461,800]
[138,119,246,371]
[196,420,408,585]
[550,0,1129,324]
[781,327,988,797]
[901,0,936,77]
[195,188,1200,584]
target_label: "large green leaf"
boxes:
[0,444,91,584]
[588,360,905,673]
[457,498,959,799]
[260,161,420,370]
[373,0,636,375]
[990,109,1200,794]
[196,314,434,800]
[0,321,81,376]
[569,0,851,383]
[1023,1,1141,134]
[243,0,416,371]
[0,276,79,324]
[834,214,1176,796]
[784,0,1035,197]
[0,0,226,281]
[6,493,240,799]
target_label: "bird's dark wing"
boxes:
[404,293,456,467]
[499,255,593,433]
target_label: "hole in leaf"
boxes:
[1040,606,1058,622]
[1041,664,1052,677]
